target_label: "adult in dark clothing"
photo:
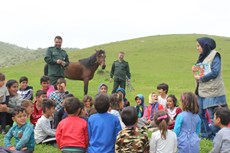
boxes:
[110,51,131,93]
[44,36,69,86]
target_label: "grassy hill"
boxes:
[1,34,230,152]
[0,42,45,68]
[2,34,230,102]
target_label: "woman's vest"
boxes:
[198,50,226,97]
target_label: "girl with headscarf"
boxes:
[192,37,227,140]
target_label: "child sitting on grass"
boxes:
[150,110,177,153]
[82,95,94,117]
[40,75,55,97]
[13,100,34,126]
[34,98,56,145]
[116,88,130,107]
[139,92,164,128]
[0,73,9,135]
[17,76,33,101]
[109,93,125,129]
[135,94,145,118]
[49,78,69,128]
[56,97,88,153]
[4,106,35,153]
[98,83,108,94]
[157,83,169,109]
[210,107,230,153]
[166,95,182,129]
[30,90,47,126]
[88,93,121,153]
[115,106,149,153]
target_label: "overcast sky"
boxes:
[0,0,230,49]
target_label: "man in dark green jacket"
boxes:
[44,36,69,86]
[110,51,131,93]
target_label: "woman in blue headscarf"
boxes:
[192,37,227,140]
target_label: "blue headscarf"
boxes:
[196,37,216,63]
[116,88,126,98]
[135,94,145,118]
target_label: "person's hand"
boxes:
[147,119,151,124]
[21,147,28,151]
[61,61,66,66]
[0,104,8,112]
[109,78,113,83]
[127,79,130,85]
[9,146,16,151]
[56,59,62,64]
[192,65,198,72]
[194,75,201,81]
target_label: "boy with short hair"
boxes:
[56,97,88,153]
[157,83,169,109]
[49,78,69,128]
[30,90,47,126]
[115,106,149,153]
[88,93,121,153]
[210,107,230,153]
[40,75,55,97]
[4,106,35,152]
[0,73,9,134]
[34,98,56,145]
[17,76,33,100]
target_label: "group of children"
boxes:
[0,72,230,153]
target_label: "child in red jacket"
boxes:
[56,97,88,153]
[138,92,164,128]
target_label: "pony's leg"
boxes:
[84,80,89,95]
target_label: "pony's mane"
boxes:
[79,50,105,69]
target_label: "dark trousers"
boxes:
[112,79,126,93]
[0,112,7,130]
[0,112,13,130]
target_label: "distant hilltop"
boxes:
[0,41,79,68]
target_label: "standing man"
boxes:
[110,51,131,93]
[44,36,69,86]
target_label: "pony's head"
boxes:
[96,50,106,69]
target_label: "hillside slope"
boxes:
[0,41,45,68]
[1,34,230,103]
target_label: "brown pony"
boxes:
[64,50,106,95]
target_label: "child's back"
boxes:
[116,106,149,153]
[174,112,200,153]
[88,93,121,153]
[150,110,177,153]
[56,97,88,152]
[173,92,201,153]
[150,130,177,153]
[88,113,121,153]
[57,116,88,151]
[34,115,56,144]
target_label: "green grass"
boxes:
[1,34,230,152]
